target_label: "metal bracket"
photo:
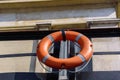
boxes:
[36,23,51,31]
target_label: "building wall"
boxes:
[0,0,120,75]
[0,5,116,28]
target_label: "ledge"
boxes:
[0,0,118,9]
[0,18,87,32]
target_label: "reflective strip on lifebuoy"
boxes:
[37,31,93,69]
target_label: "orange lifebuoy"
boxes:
[37,31,93,69]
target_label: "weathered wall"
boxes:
[0,41,33,72]
[0,0,120,75]
[0,5,116,30]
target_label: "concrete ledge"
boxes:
[0,18,87,31]
[0,0,118,9]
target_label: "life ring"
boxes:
[37,31,93,69]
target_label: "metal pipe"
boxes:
[58,41,68,80]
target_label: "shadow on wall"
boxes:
[0,71,120,80]
[0,72,58,80]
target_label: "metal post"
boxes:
[29,40,38,72]
[58,41,68,80]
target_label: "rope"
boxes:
[68,56,92,73]
[68,42,92,73]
